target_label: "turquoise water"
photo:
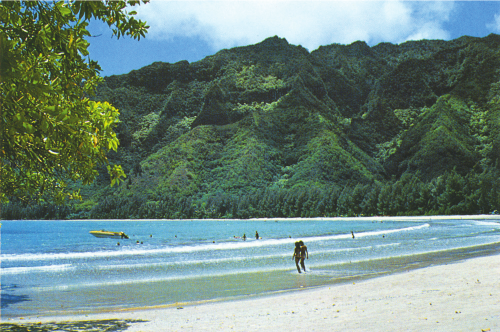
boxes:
[2,217,500,317]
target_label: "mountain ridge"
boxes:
[4,34,500,219]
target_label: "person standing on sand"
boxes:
[299,240,308,272]
[293,241,302,273]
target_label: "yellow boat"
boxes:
[89,230,129,239]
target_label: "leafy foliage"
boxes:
[0,0,148,203]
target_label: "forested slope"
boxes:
[5,35,500,219]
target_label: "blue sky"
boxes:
[86,1,500,77]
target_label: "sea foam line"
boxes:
[23,241,449,292]
[3,243,402,275]
[0,264,74,275]
[93,244,401,271]
[92,253,292,271]
[1,224,428,262]
[354,223,430,238]
[64,243,403,272]
[472,220,500,228]
[28,240,500,292]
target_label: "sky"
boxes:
[86,1,500,77]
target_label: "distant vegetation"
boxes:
[4,35,500,219]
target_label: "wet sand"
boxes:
[4,253,499,332]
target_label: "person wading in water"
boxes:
[293,241,302,273]
[298,240,308,272]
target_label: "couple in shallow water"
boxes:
[293,241,308,273]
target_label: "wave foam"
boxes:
[1,264,73,275]
[1,224,428,263]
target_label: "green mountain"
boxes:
[6,34,500,219]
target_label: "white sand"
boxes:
[8,253,500,332]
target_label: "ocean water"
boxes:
[2,217,500,317]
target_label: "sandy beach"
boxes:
[4,252,499,332]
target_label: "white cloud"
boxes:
[405,21,449,42]
[487,12,500,33]
[136,1,456,51]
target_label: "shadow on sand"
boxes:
[2,285,32,309]
[0,319,146,332]
[2,294,31,309]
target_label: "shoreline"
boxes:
[5,214,500,222]
[4,252,500,331]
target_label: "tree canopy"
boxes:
[0,0,149,203]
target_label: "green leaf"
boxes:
[59,6,72,17]
[23,122,34,134]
